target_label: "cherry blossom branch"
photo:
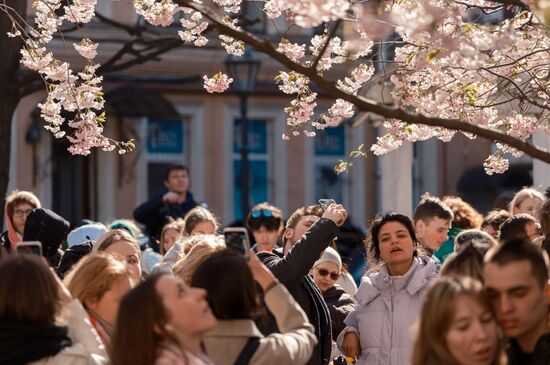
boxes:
[311,20,341,71]
[180,0,550,164]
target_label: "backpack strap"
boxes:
[233,337,261,365]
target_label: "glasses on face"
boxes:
[13,209,32,218]
[317,268,340,281]
[251,209,273,218]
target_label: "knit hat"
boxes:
[313,246,342,271]
[67,224,108,248]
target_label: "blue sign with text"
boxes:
[147,120,183,154]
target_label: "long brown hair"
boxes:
[0,255,59,324]
[411,276,506,365]
[110,272,177,365]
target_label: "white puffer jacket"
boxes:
[337,256,437,365]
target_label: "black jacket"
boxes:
[322,285,356,340]
[507,333,550,365]
[0,231,12,254]
[133,191,197,241]
[256,218,339,365]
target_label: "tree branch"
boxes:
[311,20,341,71]
[178,0,550,164]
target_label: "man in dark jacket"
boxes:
[257,203,347,365]
[133,164,197,243]
[484,238,550,365]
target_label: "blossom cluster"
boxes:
[203,72,233,93]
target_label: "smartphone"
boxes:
[223,227,250,257]
[16,241,43,256]
[318,199,336,210]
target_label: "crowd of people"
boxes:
[0,163,549,365]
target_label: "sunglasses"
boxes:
[317,268,340,281]
[251,209,273,218]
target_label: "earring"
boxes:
[164,324,175,332]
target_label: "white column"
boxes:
[533,131,550,189]
[379,141,413,216]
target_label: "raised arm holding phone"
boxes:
[256,202,347,365]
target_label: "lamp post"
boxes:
[224,48,261,220]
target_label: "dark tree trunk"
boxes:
[0,0,27,228]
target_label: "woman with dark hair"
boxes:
[0,255,106,365]
[110,272,216,365]
[411,276,506,365]
[191,250,317,365]
[337,212,437,365]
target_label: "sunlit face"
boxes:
[283,215,320,254]
[378,221,415,267]
[164,169,190,194]
[87,276,134,327]
[484,260,548,340]
[525,222,543,242]
[251,226,279,252]
[513,197,542,216]
[415,217,451,251]
[105,240,142,282]
[190,222,216,235]
[162,228,180,253]
[481,224,498,240]
[312,261,340,292]
[12,203,34,235]
[156,275,217,336]
[446,295,499,365]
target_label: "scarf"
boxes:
[5,205,20,251]
[88,310,113,347]
[0,323,72,365]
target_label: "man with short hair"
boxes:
[246,202,283,253]
[256,203,347,365]
[484,238,550,365]
[413,194,453,253]
[134,164,197,242]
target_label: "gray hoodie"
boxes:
[337,256,437,365]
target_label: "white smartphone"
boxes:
[16,241,43,256]
[318,199,336,210]
[223,227,250,257]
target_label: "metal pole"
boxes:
[240,93,250,219]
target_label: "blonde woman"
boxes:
[172,235,226,284]
[412,276,506,365]
[510,188,545,216]
[64,253,135,347]
[94,229,142,282]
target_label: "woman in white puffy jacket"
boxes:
[337,212,437,365]
[0,255,107,365]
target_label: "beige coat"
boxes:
[203,283,317,365]
[29,300,108,365]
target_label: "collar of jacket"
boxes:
[355,256,437,306]
[204,319,263,339]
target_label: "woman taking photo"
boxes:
[412,276,505,365]
[110,272,217,365]
[191,250,316,365]
[64,253,135,347]
[0,255,106,365]
[338,212,437,365]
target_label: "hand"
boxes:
[163,191,182,204]
[50,268,73,304]
[247,252,277,291]
[342,332,361,359]
[322,204,347,227]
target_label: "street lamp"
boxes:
[224,48,261,220]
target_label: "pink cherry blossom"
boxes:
[203,72,233,93]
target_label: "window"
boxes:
[313,125,348,204]
[233,119,269,220]
[146,119,189,197]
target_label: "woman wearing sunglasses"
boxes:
[311,247,356,357]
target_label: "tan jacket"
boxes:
[203,283,317,365]
[29,300,108,365]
